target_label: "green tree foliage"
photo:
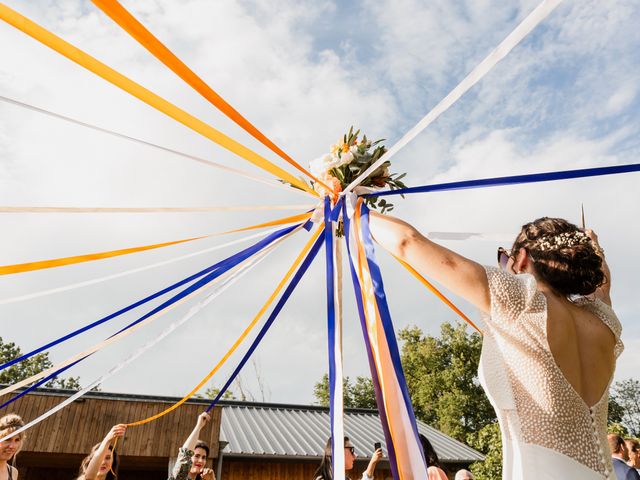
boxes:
[204,386,237,401]
[398,323,495,441]
[610,378,640,436]
[0,337,81,390]
[313,374,376,409]
[467,423,502,480]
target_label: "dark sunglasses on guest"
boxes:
[497,247,512,271]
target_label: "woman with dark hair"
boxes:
[76,424,126,480]
[369,214,620,479]
[313,437,382,480]
[419,434,447,480]
[0,414,24,480]
[169,412,215,480]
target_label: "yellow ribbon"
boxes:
[0,211,311,275]
[0,3,315,196]
[126,225,323,426]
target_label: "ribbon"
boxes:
[0,238,275,442]
[0,224,301,403]
[0,4,315,195]
[204,227,324,411]
[362,162,640,198]
[127,225,324,426]
[324,197,345,480]
[0,211,311,276]
[0,95,313,198]
[342,202,399,477]
[393,257,482,334]
[0,226,287,305]
[344,0,562,194]
[91,0,333,195]
[346,199,427,479]
[0,204,315,213]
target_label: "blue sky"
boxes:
[1,0,639,405]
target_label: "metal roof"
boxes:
[219,403,484,463]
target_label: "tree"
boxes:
[467,423,502,480]
[203,386,237,401]
[313,374,376,409]
[610,378,640,436]
[398,322,495,441]
[0,337,81,390]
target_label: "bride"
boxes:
[368,213,621,480]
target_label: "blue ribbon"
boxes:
[324,197,339,477]
[342,205,400,480]
[0,224,301,374]
[358,203,426,468]
[205,227,324,412]
[363,163,640,198]
[0,224,301,410]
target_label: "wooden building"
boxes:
[1,388,483,479]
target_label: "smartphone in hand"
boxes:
[374,441,382,452]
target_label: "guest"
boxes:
[609,433,640,480]
[626,438,640,474]
[0,414,24,480]
[454,469,475,480]
[169,412,215,480]
[76,424,127,480]
[419,434,447,480]
[313,436,382,480]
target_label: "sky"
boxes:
[0,0,639,407]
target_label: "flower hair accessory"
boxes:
[534,231,591,251]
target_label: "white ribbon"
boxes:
[0,205,314,213]
[0,95,314,198]
[0,226,286,305]
[343,0,563,194]
[0,238,280,442]
[0,226,301,398]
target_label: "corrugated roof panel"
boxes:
[220,404,483,463]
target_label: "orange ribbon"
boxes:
[394,256,482,334]
[0,211,311,276]
[0,3,315,196]
[91,0,332,195]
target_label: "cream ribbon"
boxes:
[343,0,563,194]
[0,205,314,213]
[0,95,314,198]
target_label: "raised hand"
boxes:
[105,424,127,442]
[200,467,216,480]
[196,412,211,430]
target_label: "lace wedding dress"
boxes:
[479,267,624,480]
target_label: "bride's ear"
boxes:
[513,247,529,274]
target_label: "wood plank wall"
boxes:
[0,392,221,458]
[222,458,395,480]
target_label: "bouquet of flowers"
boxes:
[308,127,407,214]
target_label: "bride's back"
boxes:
[545,294,616,407]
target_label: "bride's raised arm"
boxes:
[367,211,491,313]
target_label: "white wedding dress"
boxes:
[478,267,624,480]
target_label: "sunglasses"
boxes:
[345,446,356,456]
[497,247,512,271]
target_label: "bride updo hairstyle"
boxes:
[511,217,605,297]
